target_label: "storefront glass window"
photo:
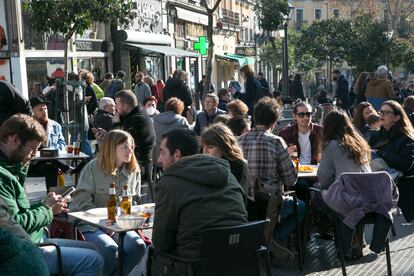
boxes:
[26,58,72,98]
[176,57,185,71]
[143,56,163,82]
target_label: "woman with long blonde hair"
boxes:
[70,129,145,276]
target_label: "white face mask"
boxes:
[146,106,156,116]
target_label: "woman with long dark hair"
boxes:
[318,110,371,190]
[352,102,377,140]
[369,100,414,221]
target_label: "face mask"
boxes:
[146,106,156,116]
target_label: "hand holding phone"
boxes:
[61,187,76,198]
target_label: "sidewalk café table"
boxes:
[33,151,91,185]
[68,207,153,276]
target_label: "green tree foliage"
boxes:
[295,19,354,67]
[254,0,289,33]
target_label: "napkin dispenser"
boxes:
[40,148,59,157]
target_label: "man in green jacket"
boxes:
[151,129,248,275]
[0,114,103,275]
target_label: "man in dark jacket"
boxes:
[0,80,32,126]
[332,69,350,111]
[114,90,155,163]
[163,70,192,115]
[152,128,247,274]
[93,97,115,131]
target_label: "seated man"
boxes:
[238,97,305,258]
[93,96,115,132]
[0,114,103,275]
[194,94,226,135]
[27,96,72,190]
[279,101,323,201]
[152,129,247,274]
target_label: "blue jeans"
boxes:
[40,238,104,275]
[82,229,146,276]
[274,197,306,242]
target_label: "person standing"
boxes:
[257,72,270,92]
[332,69,350,111]
[196,75,215,107]
[365,66,395,111]
[240,65,259,114]
[106,71,126,99]
[291,74,305,101]
[133,72,151,106]
[163,70,193,116]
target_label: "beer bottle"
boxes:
[107,182,117,220]
[57,168,65,187]
[291,151,299,171]
[120,184,131,215]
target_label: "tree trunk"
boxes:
[204,12,214,95]
[269,35,278,91]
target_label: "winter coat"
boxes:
[369,127,414,176]
[153,111,190,144]
[134,82,152,106]
[0,150,53,243]
[365,77,395,110]
[93,109,115,131]
[152,154,248,259]
[163,79,192,108]
[0,81,32,126]
[321,172,398,229]
[194,108,227,135]
[115,106,155,162]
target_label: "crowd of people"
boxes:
[0,62,413,275]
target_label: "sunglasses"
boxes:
[379,110,395,116]
[296,112,313,118]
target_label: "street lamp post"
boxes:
[281,4,294,98]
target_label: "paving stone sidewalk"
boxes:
[271,211,414,276]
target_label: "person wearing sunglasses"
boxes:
[369,100,414,222]
[279,101,323,201]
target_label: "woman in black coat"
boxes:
[240,65,258,115]
[369,100,414,222]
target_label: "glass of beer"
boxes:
[73,142,81,155]
[66,144,74,154]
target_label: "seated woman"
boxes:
[201,123,253,200]
[70,130,146,275]
[369,100,414,222]
[352,102,377,140]
[319,110,372,190]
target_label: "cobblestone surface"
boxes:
[271,211,414,276]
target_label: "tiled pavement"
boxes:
[271,210,414,276]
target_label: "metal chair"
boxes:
[38,242,63,276]
[148,220,272,276]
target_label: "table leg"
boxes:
[118,231,125,276]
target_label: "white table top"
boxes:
[68,207,151,232]
[34,151,90,161]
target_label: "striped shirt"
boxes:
[238,127,297,194]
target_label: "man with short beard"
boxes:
[0,114,103,275]
[27,96,70,190]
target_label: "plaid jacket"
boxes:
[238,127,297,194]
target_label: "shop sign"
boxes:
[194,36,208,56]
[186,23,205,38]
[235,46,256,56]
[76,40,107,52]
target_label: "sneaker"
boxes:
[269,239,295,260]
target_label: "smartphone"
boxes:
[61,187,76,198]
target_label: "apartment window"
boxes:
[296,9,304,31]
[333,9,340,18]
[314,9,322,20]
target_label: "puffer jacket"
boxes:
[153,111,190,144]
[365,77,395,99]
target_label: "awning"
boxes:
[175,7,208,26]
[215,53,255,66]
[125,43,200,57]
